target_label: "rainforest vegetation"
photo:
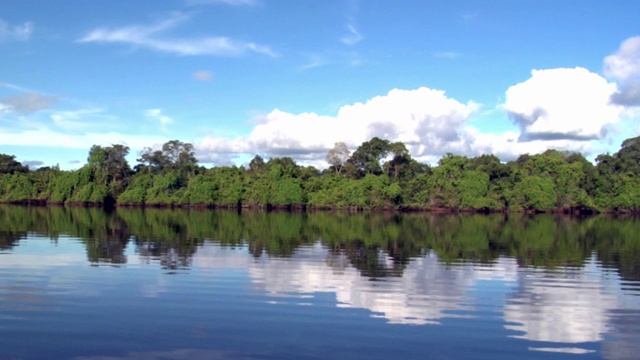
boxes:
[1,136,639,213]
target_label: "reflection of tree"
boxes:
[61,207,131,264]
[118,209,205,269]
[589,217,640,282]
[1,206,640,281]
[504,215,593,268]
[135,240,195,270]
[330,241,407,278]
[0,231,26,250]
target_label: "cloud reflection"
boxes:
[504,262,617,344]
[196,243,519,325]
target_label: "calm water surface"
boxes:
[0,206,639,360]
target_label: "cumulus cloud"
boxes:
[144,108,173,125]
[79,13,275,57]
[196,79,626,166]
[604,36,640,106]
[197,87,480,166]
[604,36,640,83]
[1,93,58,113]
[192,70,213,82]
[0,19,33,42]
[503,67,622,141]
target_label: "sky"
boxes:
[1,0,639,170]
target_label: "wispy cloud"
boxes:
[186,0,259,6]
[0,127,169,152]
[144,108,174,129]
[1,93,58,114]
[0,19,33,42]
[433,51,461,59]
[300,54,328,70]
[299,51,362,71]
[78,13,276,57]
[192,70,214,82]
[50,108,111,131]
[340,24,362,45]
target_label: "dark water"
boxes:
[0,206,639,360]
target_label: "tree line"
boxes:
[0,136,639,213]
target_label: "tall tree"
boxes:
[348,137,392,177]
[87,144,131,185]
[248,155,266,174]
[325,142,350,175]
[137,140,198,173]
[0,154,28,174]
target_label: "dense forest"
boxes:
[0,136,639,213]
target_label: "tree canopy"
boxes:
[1,136,639,213]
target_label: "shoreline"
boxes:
[2,199,638,216]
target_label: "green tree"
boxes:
[137,140,197,173]
[347,137,392,177]
[87,144,132,197]
[510,176,555,211]
[0,154,29,174]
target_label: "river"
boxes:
[0,206,638,359]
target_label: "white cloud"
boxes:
[144,108,173,125]
[79,13,275,57]
[604,36,640,106]
[192,70,213,82]
[0,127,167,151]
[503,67,622,141]
[197,87,480,165]
[455,127,594,162]
[340,24,363,45]
[0,19,33,42]
[196,80,628,166]
[0,103,11,114]
[604,36,640,82]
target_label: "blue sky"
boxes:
[1,0,639,170]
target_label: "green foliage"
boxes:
[0,173,36,202]
[510,176,556,211]
[136,140,198,174]
[1,136,640,212]
[348,137,392,177]
[0,154,29,174]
